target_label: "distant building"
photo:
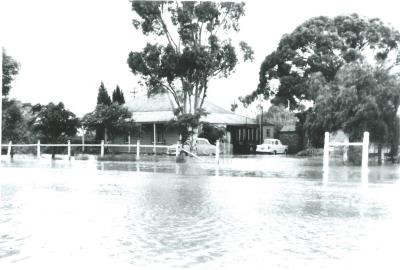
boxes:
[115,93,264,154]
[262,123,275,140]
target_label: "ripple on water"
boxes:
[1,158,400,268]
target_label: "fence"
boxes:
[323,131,369,183]
[0,139,224,163]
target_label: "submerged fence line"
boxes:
[0,139,223,163]
[323,131,370,184]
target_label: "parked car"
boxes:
[167,138,220,156]
[167,143,189,156]
[256,139,288,154]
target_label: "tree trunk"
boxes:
[190,126,199,153]
[52,146,56,159]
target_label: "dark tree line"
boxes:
[240,14,400,158]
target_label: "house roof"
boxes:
[280,124,296,132]
[125,93,257,125]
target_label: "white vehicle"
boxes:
[167,138,221,156]
[256,139,288,154]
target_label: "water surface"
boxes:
[1,155,399,269]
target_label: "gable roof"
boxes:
[125,93,257,125]
[280,124,296,132]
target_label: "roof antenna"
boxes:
[130,88,138,99]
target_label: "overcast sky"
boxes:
[2,0,400,117]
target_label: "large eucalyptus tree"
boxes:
[127,1,253,143]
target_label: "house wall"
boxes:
[262,126,275,140]
[227,125,260,154]
[109,123,179,154]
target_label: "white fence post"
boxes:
[128,135,131,153]
[67,140,71,160]
[101,140,104,157]
[136,140,140,160]
[176,141,179,157]
[361,132,369,171]
[37,140,41,158]
[215,139,220,164]
[7,141,12,157]
[82,129,85,152]
[323,132,329,171]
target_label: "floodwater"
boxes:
[0,155,400,269]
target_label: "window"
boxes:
[266,128,270,138]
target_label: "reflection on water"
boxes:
[0,156,400,269]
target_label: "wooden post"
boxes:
[136,140,140,160]
[82,128,85,152]
[323,132,329,171]
[176,141,179,157]
[7,141,12,157]
[215,139,220,163]
[37,140,41,158]
[153,123,156,155]
[67,140,71,160]
[101,140,104,157]
[362,132,369,171]
[128,135,131,153]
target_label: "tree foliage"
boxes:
[128,0,253,120]
[2,49,20,97]
[1,99,32,143]
[305,61,400,150]
[240,14,400,108]
[198,122,225,144]
[97,82,111,106]
[166,109,207,145]
[31,102,80,143]
[260,105,298,137]
[81,103,134,141]
[112,85,125,105]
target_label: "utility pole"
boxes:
[130,88,138,99]
[0,46,3,158]
[258,95,263,144]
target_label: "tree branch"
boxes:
[158,7,179,52]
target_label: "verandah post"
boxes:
[136,140,140,160]
[128,135,131,153]
[101,140,104,157]
[176,141,179,157]
[153,123,156,155]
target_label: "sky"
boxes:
[2,0,400,117]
